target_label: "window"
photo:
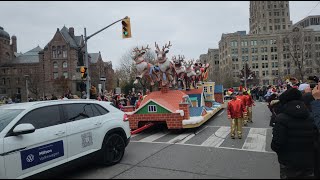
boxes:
[270,26,273,30]
[63,72,68,79]
[53,62,58,69]
[250,40,257,46]
[269,19,272,23]
[53,72,59,79]
[57,46,61,58]
[231,41,238,47]
[210,86,213,92]
[17,105,62,129]
[271,54,278,60]
[231,48,238,54]
[261,47,268,53]
[242,48,248,54]
[241,41,248,46]
[232,57,238,62]
[148,105,157,112]
[62,46,67,58]
[242,56,249,61]
[204,86,208,92]
[271,47,277,52]
[275,19,280,23]
[282,18,285,22]
[52,46,57,58]
[62,104,94,122]
[304,36,311,42]
[63,61,67,68]
[252,55,258,61]
[251,48,258,53]
[93,104,109,115]
[2,78,5,85]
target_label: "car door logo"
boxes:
[26,154,34,163]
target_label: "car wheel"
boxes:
[101,134,125,166]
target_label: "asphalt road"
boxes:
[56,101,280,179]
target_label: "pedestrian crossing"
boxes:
[131,126,274,153]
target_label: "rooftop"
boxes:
[139,90,187,112]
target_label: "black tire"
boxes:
[101,134,126,166]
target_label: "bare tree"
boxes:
[284,27,312,81]
[27,74,41,99]
[53,76,69,96]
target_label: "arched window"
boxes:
[62,45,67,58]
[57,46,61,58]
[53,62,58,69]
[52,46,57,58]
[63,61,67,68]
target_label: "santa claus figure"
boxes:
[227,93,247,139]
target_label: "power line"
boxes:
[306,1,320,16]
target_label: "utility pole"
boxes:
[83,17,129,100]
[84,28,90,99]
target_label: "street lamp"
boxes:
[24,75,29,102]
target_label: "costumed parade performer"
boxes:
[227,93,247,139]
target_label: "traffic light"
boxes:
[80,66,87,79]
[122,17,132,39]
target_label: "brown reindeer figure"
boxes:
[131,45,159,86]
[155,41,175,87]
[184,59,197,90]
[172,55,186,89]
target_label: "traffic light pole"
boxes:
[84,28,90,99]
[83,17,127,100]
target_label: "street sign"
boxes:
[100,77,106,81]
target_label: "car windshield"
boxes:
[0,109,24,133]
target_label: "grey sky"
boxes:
[1,1,319,69]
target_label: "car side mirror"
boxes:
[12,124,35,136]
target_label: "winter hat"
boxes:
[279,87,302,104]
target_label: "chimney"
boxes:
[11,35,17,53]
[160,85,169,93]
[69,27,74,37]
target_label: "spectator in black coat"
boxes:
[271,88,317,179]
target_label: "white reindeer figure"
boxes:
[184,59,197,90]
[131,45,159,85]
[172,55,186,89]
[154,41,175,87]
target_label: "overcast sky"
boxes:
[1,1,320,69]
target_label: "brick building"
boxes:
[0,26,114,101]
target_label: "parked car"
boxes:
[0,99,131,179]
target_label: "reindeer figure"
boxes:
[193,59,203,84]
[155,41,175,87]
[172,55,186,89]
[131,45,159,85]
[184,59,197,90]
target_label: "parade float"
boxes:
[122,41,224,131]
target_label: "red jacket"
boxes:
[228,99,247,119]
[245,94,254,107]
[236,95,247,108]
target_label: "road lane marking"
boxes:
[242,128,267,152]
[176,134,195,144]
[168,133,193,144]
[139,132,169,142]
[201,126,230,147]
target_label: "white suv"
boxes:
[0,100,131,179]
